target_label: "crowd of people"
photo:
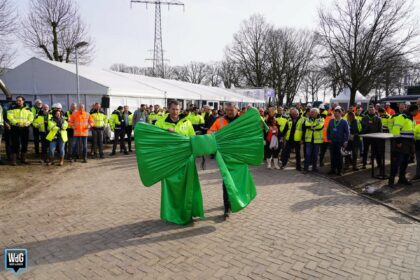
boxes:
[1,96,420,188]
[261,99,420,188]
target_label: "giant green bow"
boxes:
[134,108,264,224]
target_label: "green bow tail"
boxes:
[134,108,265,225]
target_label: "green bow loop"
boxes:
[135,108,265,225]
[191,134,217,157]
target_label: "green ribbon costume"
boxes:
[134,108,264,224]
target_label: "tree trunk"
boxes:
[52,23,59,61]
[349,87,356,109]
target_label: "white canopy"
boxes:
[2,57,265,108]
[330,88,368,103]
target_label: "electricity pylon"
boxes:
[131,0,184,78]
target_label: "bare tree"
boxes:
[225,14,271,88]
[20,0,94,64]
[266,28,318,106]
[319,0,419,105]
[0,0,17,73]
[204,63,222,87]
[219,58,242,88]
[302,67,328,102]
[172,62,207,84]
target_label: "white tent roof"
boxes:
[331,88,367,103]
[2,57,264,104]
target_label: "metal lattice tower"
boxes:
[131,0,184,78]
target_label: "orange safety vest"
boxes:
[322,115,333,143]
[208,116,230,134]
[385,107,395,116]
[69,111,92,137]
[414,112,420,125]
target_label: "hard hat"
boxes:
[52,103,62,109]
[307,103,312,107]
[385,102,391,106]
[405,101,411,106]
[319,104,325,109]
[335,106,342,112]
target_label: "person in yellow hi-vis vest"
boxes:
[389,104,417,187]
[155,100,195,137]
[414,121,420,180]
[46,109,68,166]
[280,108,305,170]
[303,108,324,173]
[90,102,108,159]
[32,104,51,164]
[7,96,34,165]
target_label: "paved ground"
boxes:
[0,154,420,280]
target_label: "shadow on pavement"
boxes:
[290,194,371,212]
[2,219,216,267]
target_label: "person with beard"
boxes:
[208,102,240,219]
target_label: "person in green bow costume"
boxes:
[135,102,265,225]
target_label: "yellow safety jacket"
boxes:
[285,117,305,141]
[380,114,390,130]
[304,117,324,144]
[46,119,68,142]
[109,110,123,131]
[187,113,204,125]
[7,107,34,126]
[90,111,108,128]
[275,116,288,133]
[149,111,164,124]
[415,124,420,141]
[155,116,195,137]
[391,114,414,138]
[32,113,52,132]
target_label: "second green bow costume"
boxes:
[135,108,264,224]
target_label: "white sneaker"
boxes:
[273,161,280,170]
[266,158,272,169]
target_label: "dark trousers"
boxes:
[391,152,409,179]
[348,140,360,167]
[40,132,48,160]
[4,128,12,160]
[281,140,301,169]
[222,183,230,213]
[124,126,133,151]
[33,127,40,154]
[362,138,382,167]
[112,129,127,153]
[330,142,343,173]
[304,142,320,171]
[92,129,104,156]
[11,126,29,154]
[265,144,279,159]
[416,150,420,177]
[319,142,329,164]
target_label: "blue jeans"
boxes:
[49,138,65,157]
[304,142,320,171]
[72,136,88,159]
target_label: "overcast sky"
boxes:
[13,0,326,69]
[12,0,420,71]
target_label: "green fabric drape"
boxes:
[135,108,264,224]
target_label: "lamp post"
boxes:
[74,41,88,104]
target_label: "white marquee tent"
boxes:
[330,88,369,110]
[1,57,265,112]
